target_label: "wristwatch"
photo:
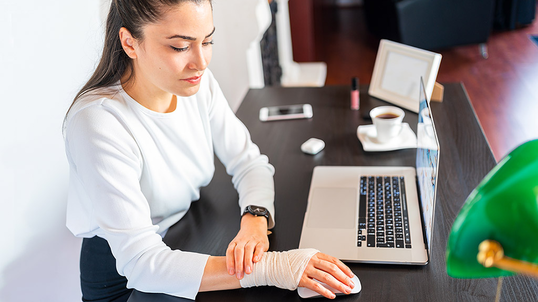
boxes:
[243,205,269,220]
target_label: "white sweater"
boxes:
[63,69,275,300]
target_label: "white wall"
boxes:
[0,1,104,301]
[0,1,265,301]
[210,0,270,111]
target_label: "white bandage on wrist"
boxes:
[239,248,319,291]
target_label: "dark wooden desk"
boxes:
[129,84,538,301]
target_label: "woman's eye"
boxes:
[171,41,213,52]
[171,46,188,52]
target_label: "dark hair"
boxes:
[66,0,211,116]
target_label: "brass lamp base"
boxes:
[478,240,538,278]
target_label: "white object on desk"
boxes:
[259,104,313,122]
[368,39,442,113]
[297,274,361,298]
[301,138,325,155]
[357,123,417,152]
[370,106,405,143]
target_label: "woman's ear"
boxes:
[119,27,137,59]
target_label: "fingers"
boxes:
[226,240,262,279]
[253,243,265,263]
[313,254,355,289]
[316,253,355,279]
[226,242,236,276]
[234,242,245,279]
[226,226,270,280]
[299,253,356,299]
[227,240,246,279]
[242,241,256,275]
[301,277,338,299]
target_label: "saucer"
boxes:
[357,123,417,152]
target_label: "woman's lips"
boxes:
[182,75,202,84]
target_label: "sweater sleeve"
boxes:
[65,101,209,300]
[205,71,276,228]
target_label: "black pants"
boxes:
[80,236,132,302]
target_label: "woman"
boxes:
[63,0,356,301]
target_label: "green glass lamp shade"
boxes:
[446,139,538,278]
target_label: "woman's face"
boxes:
[130,1,214,97]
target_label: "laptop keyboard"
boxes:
[358,176,412,249]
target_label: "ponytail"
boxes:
[66,1,129,117]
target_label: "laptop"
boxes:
[298,78,440,265]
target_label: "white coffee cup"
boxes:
[369,106,405,143]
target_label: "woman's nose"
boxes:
[188,46,209,70]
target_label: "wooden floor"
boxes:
[313,4,538,161]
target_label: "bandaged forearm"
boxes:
[239,248,319,290]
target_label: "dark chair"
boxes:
[363,0,496,57]
[493,0,536,30]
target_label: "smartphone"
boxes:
[259,104,313,122]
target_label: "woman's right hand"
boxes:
[298,252,356,299]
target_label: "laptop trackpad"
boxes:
[306,188,357,229]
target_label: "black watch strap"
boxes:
[243,205,269,220]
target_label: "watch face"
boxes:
[249,206,267,216]
[252,207,265,214]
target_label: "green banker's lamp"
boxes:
[446,139,538,300]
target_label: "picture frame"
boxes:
[368,40,442,113]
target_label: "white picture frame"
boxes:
[368,40,442,113]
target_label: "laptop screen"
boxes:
[416,78,440,253]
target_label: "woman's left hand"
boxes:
[226,214,269,280]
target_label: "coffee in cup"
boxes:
[369,106,405,143]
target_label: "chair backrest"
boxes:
[396,0,496,50]
[364,0,497,50]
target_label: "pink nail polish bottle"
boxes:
[351,77,359,110]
